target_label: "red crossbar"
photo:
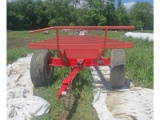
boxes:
[48,57,110,67]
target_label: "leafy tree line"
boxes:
[7,0,153,30]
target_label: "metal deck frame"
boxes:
[28,26,134,99]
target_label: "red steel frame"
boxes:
[28,26,134,99]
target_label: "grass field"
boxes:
[7,30,153,120]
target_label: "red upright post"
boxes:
[103,29,108,55]
[56,28,60,57]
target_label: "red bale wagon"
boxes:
[28,26,134,104]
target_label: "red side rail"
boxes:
[29,26,135,34]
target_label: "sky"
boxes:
[121,0,153,5]
[120,0,153,10]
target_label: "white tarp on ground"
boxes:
[7,54,153,120]
[90,66,153,120]
[124,32,154,41]
[7,54,50,120]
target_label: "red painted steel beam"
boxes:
[54,26,135,30]
[28,42,133,50]
[48,57,110,67]
[56,29,60,57]
[103,30,108,54]
[57,67,81,100]
[29,26,135,34]
[29,27,54,34]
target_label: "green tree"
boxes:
[71,0,80,9]
[130,2,153,30]
[104,0,116,25]
[45,0,71,26]
[85,0,93,8]
[76,7,90,25]
[34,0,48,29]
[7,0,36,30]
[8,0,153,30]
[85,0,106,25]
[116,0,130,25]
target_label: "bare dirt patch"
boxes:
[7,38,33,50]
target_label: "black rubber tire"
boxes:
[30,49,54,87]
[110,49,125,89]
